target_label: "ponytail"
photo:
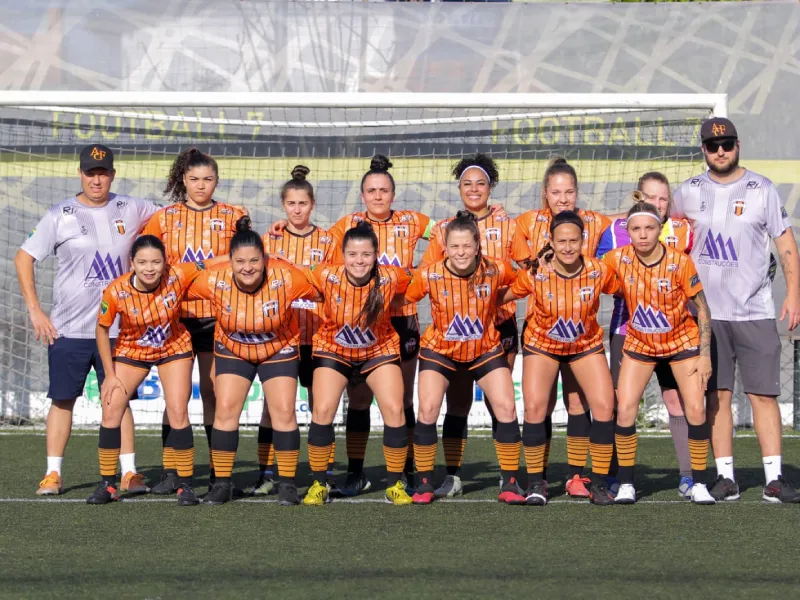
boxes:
[164,147,219,203]
[343,221,384,329]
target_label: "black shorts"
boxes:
[114,352,194,371]
[47,337,110,401]
[299,345,314,389]
[214,342,299,383]
[391,315,421,361]
[419,345,508,382]
[622,347,699,381]
[313,351,401,387]
[609,333,678,390]
[181,317,215,354]
[522,343,604,365]
[497,318,520,357]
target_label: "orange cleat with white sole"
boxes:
[120,472,150,494]
[565,474,591,498]
[36,471,63,496]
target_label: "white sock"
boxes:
[763,455,781,483]
[46,456,63,476]
[715,456,734,481]
[119,453,136,475]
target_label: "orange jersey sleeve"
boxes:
[404,268,430,304]
[97,286,120,329]
[511,211,536,263]
[420,220,446,268]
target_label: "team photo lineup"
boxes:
[16,115,800,509]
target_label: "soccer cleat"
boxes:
[614,483,637,504]
[151,471,179,495]
[525,479,548,506]
[709,475,740,501]
[690,483,716,505]
[176,482,200,506]
[606,477,620,499]
[339,471,372,497]
[86,481,119,505]
[402,472,416,496]
[762,476,800,504]
[412,477,436,505]
[303,480,330,506]
[434,475,463,499]
[325,472,342,497]
[589,480,615,506]
[385,480,413,505]
[678,476,694,500]
[120,472,150,495]
[203,481,233,505]
[278,482,301,506]
[246,472,277,497]
[565,474,591,498]
[36,471,63,496]
[498,477,526,505]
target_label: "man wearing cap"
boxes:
[15,144,159,496]
[672,117,800,503]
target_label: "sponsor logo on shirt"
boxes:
[444,314,484,342]
[378,276,390,286]
[535,273,548,281]
[428,272,443,281]
[667,263,679,272]
[85,252,124,287]
[319,235,332,244]
[690,178,702,187]
[587,270,601,279]
[216,281,231,291]
[230,331,276,344]
[690,274,700,288]
[746,180,759,189]
[698,231,738,268]
[579,287,594,302]
[631,304,672,334]
[400,214,414,223]
[62,206,75,215]
[334,324,377,348]
[117,290,131,299]
[536,214,549,222]
[116,200,127,209]
[621,256,633,264]
[219,208,233,215]
[262,300,279,318]
[137,324,172,348]
[781,207,789,219]
[182,247,213,263]
[166,207,180,215]
[270,280,284,289]
[547,318,585,343]
[475,284,491,299]
[291,299,317,310]
[378,253,401,267]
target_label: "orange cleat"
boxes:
[120,472,150,494]
[36,471,63,496]
[565,474,591,498]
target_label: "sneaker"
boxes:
[36,471,63,496]
[565,474,591,498]
[589,480,615,506]
[412,477,436,505]
[434,475,463,499]
[606,477,620,499]
[709,475,740,501]
[278,482,301,506]
[120,472,150,495]
[203,480,233,505]
[303,480,330,506]
[678,476,694,500]
[524,479,548,506]
[151,471,179,495]
[614,483,636,504]
[86,481,119,505]
[177,482,200,506]
[339,471,371,497]
[498,477,526,505]
[246,472,277,497]
[763,476,800,504]
[690,483,716,505]
[385,480,413,505]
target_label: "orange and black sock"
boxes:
[98,426,121,485]
[257,426,275,474]
[210,428,238,481]
[383,424,408,486]
[543,415,552,479]
[327,440,337,473]
[169,426,195,484]
[204,424,215,475]
[589,419,614,482]
[687,421,710,485]
[615,423,638,484]
[442,414,468,476]
[494,420,522,484]
[566,411,591,477]
[404,406,416,474]
[161,423,176,475]
[308,421,335,482]
[413,421,438,486]
[522,420,547,482]
[345,408,370,475]
[274,428,300,483]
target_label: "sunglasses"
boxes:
[705,139,736,153]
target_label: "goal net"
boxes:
[0,92,723,429]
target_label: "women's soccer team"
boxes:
[78,148,720,506]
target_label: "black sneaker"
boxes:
[325,472,341,497]
[203,480,233,505]
[278,482,301,506]
[87,481,118,505]
[525,479,548,506]
[177,482,200,506]
[709,475,740,501]
[339,471,372,498]
[763,476,800,504]
[589,480,615,506]
[151,471,179,495]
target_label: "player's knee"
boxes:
[50,398,77,412]
[489,399,516,423]
[661,389,684,416]
[165,404,190,429]
[523,399,548,423]
[417,401,440,425]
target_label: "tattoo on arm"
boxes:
[779,249,795,278]
[692,290,712,358]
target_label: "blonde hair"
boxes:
[541,157,578,209]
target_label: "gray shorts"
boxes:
[709,320,781,397]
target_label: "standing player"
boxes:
[142,147,245,494]
[15,144,157,496]
[672,118,800,502]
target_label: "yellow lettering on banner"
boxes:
[583,116,606,145]
[100,116,120,140]
[634,117,646,145]
[514,118,535,145]
[218,110,226,139]
[129,117,136,136]
[609,117,630,145]
[169,112,191,137]
[657,118,677,147]
[74,114,94,140]
[247,112,263,139]
[51,112,62,137]
[146,111,165,140]
[195,111,203,137]
[538,117,559,144]
[564,116,581,145]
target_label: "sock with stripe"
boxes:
[494,420,522,485]
[404,405,416,474]
[413,421,438,486]
[669,415,692,478]
[442,414,468,476]
[98,425,121,485]
[383,424,408,486]
[589,419,614,484]
[308,421,335,482]
[257,425,275,476]
[615,424,638,484]
[210,428,238,481]
[274,429,300,483]
[161,423,177,476]
[543,415,553,479]
[522,420,547,483]
[168,426,195,484]
[327,440,337,474]
[345,408,370,475]
[687,421,710,485]
[204,424,215,475]
[566,411,591,477]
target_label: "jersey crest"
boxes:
[474,284,491,299]
[444,314,485,342]
[579,287,594,302]
[631,304,672,334]
[262,300,279,318]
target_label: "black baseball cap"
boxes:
[700,117,738,143]
[79,144,114,172]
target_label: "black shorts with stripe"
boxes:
[522,343,604,365]
[214,341,299,383]
[609,333,678,390]
[497,318,520,357]
[313,351,401,387]
[419,345,508,383]
[114,352,194,371]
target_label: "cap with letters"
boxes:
[79,144,114,172]
[700,118,738,143]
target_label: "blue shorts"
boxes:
[47,337,110,401]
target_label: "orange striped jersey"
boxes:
[97,262,207,362]
[421,211,517,323]
[512,208,611,263]
[142,201,246,319]
[603,244,704,357]
[308,264,412,362]
[405,258,517,362]
[262,226,337,346]
[187,260,315,363]
[329,210,432,318]
[510,257,618,356]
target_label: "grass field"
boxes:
[2,431,800,599]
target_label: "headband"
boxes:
[627,211,661,223]
[459,165,490,183]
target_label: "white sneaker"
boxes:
[614,483,636,504]
[690,483,716,505]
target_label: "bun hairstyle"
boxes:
[541,156,578,209]
[360,154,395,193]
[164,147,219,203]
[131,234,166,260]
[530,210,584,278]
[342,221,384,329]
[229,216,264,256]
[452,153,499,188]
[444,209,490,293]
[626,199,661,223]
[636,171,672,222]
[280,164,315,203]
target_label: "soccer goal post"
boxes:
[0,91,726,429]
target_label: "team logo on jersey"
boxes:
[475,284,491,299]
[182,247,213,263]
[279,345,296,355]
[746,180,759,189]
[161,292,177,309]
[444,315,484,342]
[100,300,109,315]
[334,325,377,348]
[291,299,317,310]
[378,253,402,267]
[270,280,284,289]
[621,256,633,264]
[699,231,738,267]
[667,263,679,272]
[210,218,225,231]
[547,318,585,343]
[428,272,443,281]
[137,324,172,348]
[310,248,324,263]
[587,270,601,280]
[733,200,746,217]
[579,287,594,302]
[657,279,671,293]
[394,225,409,238]
[631,304,671,334]
[85,252,124,287]
[216,281,231,291]
[485,228,501,242]
[262,300,279,318]
[231,331,276,344]
[113,219,126,234]
[664,235,678,248]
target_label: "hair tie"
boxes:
[627,211,661,223]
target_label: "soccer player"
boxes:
[511,157,611,497]
[88,236,227,505]
[403,211,525,505]
[303,222,413,506]
[142,147,246,495]
[672,117,800,503]
[603,200,716,505]
[597,176,697,498]
[15,144,157,496]
[500,210,616,506]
